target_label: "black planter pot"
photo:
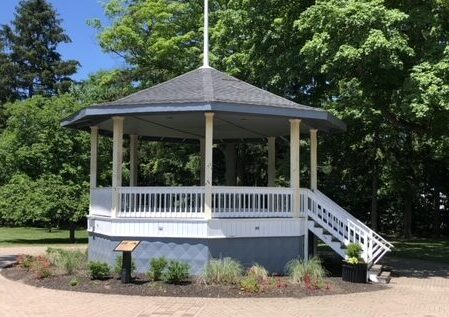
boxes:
[342,262,367,283]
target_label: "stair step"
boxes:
[378,271,391,284]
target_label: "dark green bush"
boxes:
[88,261,111,280]
[148,257,168,281]
[162,260,190,284]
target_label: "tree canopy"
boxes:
[0,0,447,238]
[0,0,79,100]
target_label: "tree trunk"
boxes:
[403,191,413,239]
[69,223,76,243]
[432,187,441,238]
[370,167,379,231]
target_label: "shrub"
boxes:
[17,254,34,269]
[346,243,363,264]
[247,264,268,282]
[148,257,168,281]
[240,276,260,293]
[114,255,137,276]
[162,260,190,284]
[88,261,111,280]
[69,277,79,287]
[204,258,243,285]
[46,248,87,275]
[286,257,326,289]
[30,255,52,279]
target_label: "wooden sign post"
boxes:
[114,240,140,283]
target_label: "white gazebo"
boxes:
[62,1,391,274]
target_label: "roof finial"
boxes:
[201,0,210,68]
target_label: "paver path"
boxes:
[0,246,448,317]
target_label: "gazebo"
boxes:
[62,1,391,274]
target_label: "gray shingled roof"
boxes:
[97,67,315,111]
[62,67,345,141]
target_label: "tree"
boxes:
[0,95,91,240]
[89,0,204,86]
[1,0,79,99]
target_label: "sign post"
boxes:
[114,240,140,283]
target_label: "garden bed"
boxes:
[1,263,385,298]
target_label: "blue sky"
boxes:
[0,0,124,81]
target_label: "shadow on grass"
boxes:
[1,237,88,245]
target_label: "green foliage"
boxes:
[114,254,137,276]
[17,254,34,269]
[0,0,78,98]
[90,0,202,86]
[148,256,168,281]
[88,261,111,280]
[46,247,87,275]
[0,95,91,231]
[203,257,243,285]
[286,257,326,288]
[346,243,363,264]
[69,277,79,287]
[162,260,190,284]
[239,276,260,293]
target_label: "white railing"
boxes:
[211,186,294,218]
[118,187,205,218]
[90,188,113,217]
[302,189,392,265]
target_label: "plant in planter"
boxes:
[342,243,367,283]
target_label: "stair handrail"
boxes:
[302,188,392,264]
[313,190,393,249]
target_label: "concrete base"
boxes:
[89,234,304,275]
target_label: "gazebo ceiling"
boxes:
[62,67,346,141]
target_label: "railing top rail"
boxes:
[303,188,392,249]
[312,189,393,248]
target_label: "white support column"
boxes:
[112,116,124,218]
[290,119,301,217]
[129,134,138,187]
[204,112,214,219]
[224,143,236,186]
[267,137,276,187]
[90,126,99,189]
[200,138,205,186]
[310,129,318,191]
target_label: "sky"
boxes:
[0,0,125,81]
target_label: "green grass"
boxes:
[0,227,88,247]
[390,237,449,264]
[318,237,449,264]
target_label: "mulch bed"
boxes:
[1,264,386,298]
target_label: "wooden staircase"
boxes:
[302,189,393,267]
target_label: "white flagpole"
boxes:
[202,0,210,68]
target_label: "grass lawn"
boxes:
[0,227,88,247]
[318,237,449,264]
[389,237,449,264]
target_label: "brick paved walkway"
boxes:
[0,246,448,317]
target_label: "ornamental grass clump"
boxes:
[346,243,364,264]
[46,247,87,275]
[204,257,243,285]
[286,257,327,289]
[247,263,269,282]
